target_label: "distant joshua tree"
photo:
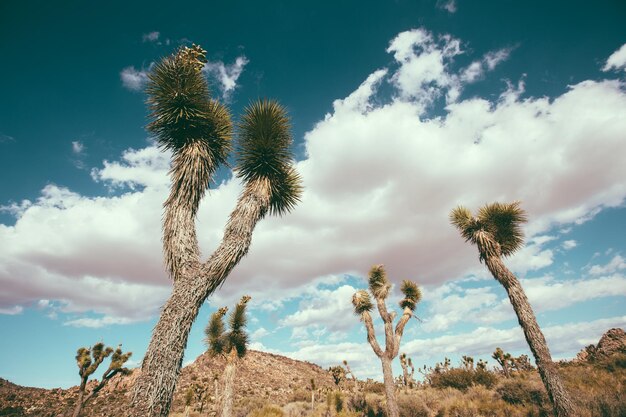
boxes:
[450,201,574,417]
[129,44,302,416]
[205,296,251,417]
[351,265,422,417]
[71,343,132,417]
[399,353,415,388]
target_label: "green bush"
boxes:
[496,377,547,407]
[430,368,497,391]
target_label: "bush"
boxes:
[397,394,430,417]
[288,389,309,403]
[496,377,547,407]
[430,368,497,391]
[249,405,284,417]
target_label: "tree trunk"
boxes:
[71,386,86,417]
[380,356,399,417]
[485,256,575,417]
[220,361,237,417]
[129,180,271,417]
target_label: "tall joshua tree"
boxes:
[72,343,132,417]
[450,201,574,417]
[351,265,421,417]
[130,45,302,416]
[205,296,251,417]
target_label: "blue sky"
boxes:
[1,0,625,389]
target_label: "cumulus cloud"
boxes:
[2,28,626,328]
[562,240,577,250]
[120,66,149,91]
[603,43,626,72]
[202,56,249,99]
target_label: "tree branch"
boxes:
[362,311,383,357]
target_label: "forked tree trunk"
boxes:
[220,360,237,417]
[380,357,399,417]
[129,180,271,417]
[485,255,575,417]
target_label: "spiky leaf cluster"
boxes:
[205,307,228,356]
[146,44,232,162]
[205,297,251,359]
[352,290,373,315]
[399,280,421,311]
[109,345,133,376]
[237,99,302,215]
[76,343,113,378]
[368,264,391,300]
[450,201,527,261]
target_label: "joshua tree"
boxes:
[450,201,574,417]
[328,365,346,386]
[129,44,301,416]
[206,296,251,417]
[351,265,422,417]
[492,347,513,377]
[342,360,358,391]
[72,343,132,417]
[399,353,415,387]
[310,378,316,409]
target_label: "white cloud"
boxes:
[603,43,626,72]
[589,255,626,275]
[0,305,23,315]
[436,0,457,13]
[2,28,626,326]
[72,141,84,154]
[202,56,249,99]
[404,315,626,361]
[120,66,149,91]
[562,240,577,250]
[250,327,270,340]
[64,316,134,328]
[142,31,160,43]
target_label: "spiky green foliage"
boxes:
[368,264,391,299]
[109,345,133,376]
[205,307,228,356]
[399,280,422,311]
[450,201,527,261]
[352,290,373,315]
[205,297,251,359]
[146,44,232,159]
[76,343,114,378]
[227,296,251,358]
[237,99,302,216]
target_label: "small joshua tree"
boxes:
[310,378,316,409]
[205,296,251,417]
[351,265,422,417]
[328,365,346,386]
[72,343,132,417]
[399,353,415,388]
[342,360,358,391]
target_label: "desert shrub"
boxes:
[334,391,344,413]
[249,405,284,417]
[235,397,268,417]
[430,368,497,391]
[397,394,429,417]
[363,381,386,394]
[288,389,309,403]
[282,401,310,417]
[496,377,547,407]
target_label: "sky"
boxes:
[0,0,625,389]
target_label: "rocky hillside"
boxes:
[575,327,626,362]
[0,350,336,417]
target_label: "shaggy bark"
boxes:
[220,360,237,417]
[129,179,271,417]
[380,357,399,417]
[485,255,575,417]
